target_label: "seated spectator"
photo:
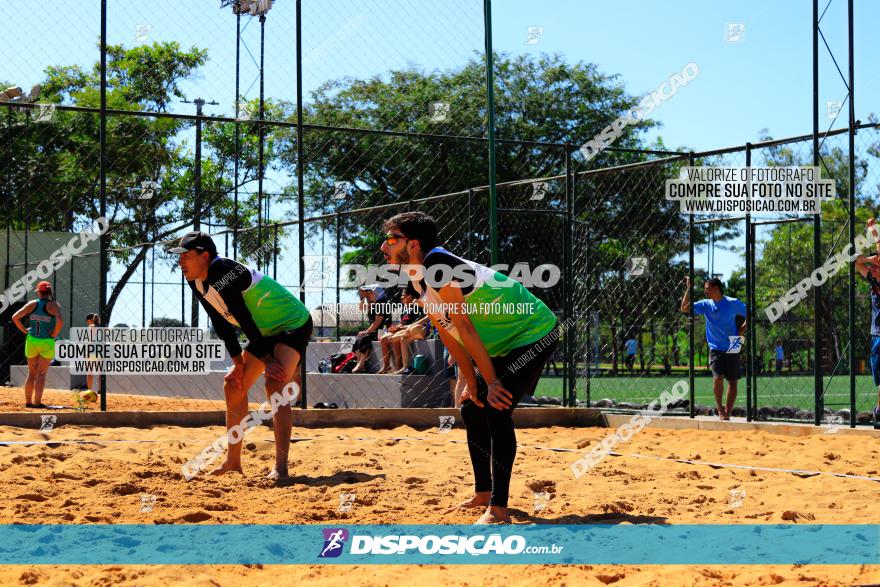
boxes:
[390,314,431,374]
[378,286,422,374]
[352,285,390,373]
[378,323,405,373]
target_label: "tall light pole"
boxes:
[222,0,274,267]
[182,97,219,232]
[182,97,218,327]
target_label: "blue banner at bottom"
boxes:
[0,524,876,565]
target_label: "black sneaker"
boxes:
[873,406,880,429]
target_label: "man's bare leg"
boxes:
[444,491,490,514]
[265,343,301,482]
[211,351,264,475]
[713,376,726,419]
[874,386,880,425]
[290,369,303,406]
[476,505,511,524]
[724,379,738,421]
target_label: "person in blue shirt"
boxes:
[680,276,747,420]
[774,339,785,376]
[623,337,638,372]
[855,217,880,426]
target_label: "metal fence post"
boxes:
[812,0,824,426]
[564,145,574,406]
[335,212,341,341]
[847,0,856,426]
[296,0,307,409]
[749,221,758,420]
[745,143,753,421]
[688,153,696,418]
[273,222,279,281]
[99,0,108,412]
[483,0,498,266]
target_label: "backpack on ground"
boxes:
[332,352,357,374]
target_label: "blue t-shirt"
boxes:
[775,344,784,360]
[624,339,637,355]
[693,296,747,352]
[865,273,880,336]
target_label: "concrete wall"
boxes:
[10,337,453,408]
[1,228,101,345]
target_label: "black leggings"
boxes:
[460,326,559,507]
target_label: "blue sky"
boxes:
[4,0,878,324]
[8,0,875,144]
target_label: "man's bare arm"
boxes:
[855,255,873,279]
[680,277,691,314]
[869,218,880,257]
[437,284,499,386]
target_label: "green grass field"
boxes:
[532,374,878,412]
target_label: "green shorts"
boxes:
[25,335,55,360]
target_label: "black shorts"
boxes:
[709,349,741,381]
[245,316,313,359]
[352,331,377,353]
[473,323,560,411]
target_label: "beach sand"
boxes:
[0,417,878,584]
[0,385,226,412]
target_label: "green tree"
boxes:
[746,127,880,369]
[2,42,219,324]
[281,53,662,257]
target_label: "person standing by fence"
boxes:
[854,218,880,425]
[11,281,64,409]
[774,339,784,376]
[680,276,746,421]
[623,336,638,373]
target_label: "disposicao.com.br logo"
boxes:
[318,528,563,557]
[319,528,350,558]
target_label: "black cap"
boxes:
[167,231,217,256]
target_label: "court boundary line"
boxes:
[5,431,876,484]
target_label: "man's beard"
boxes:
[397,248,411,265]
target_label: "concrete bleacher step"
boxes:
[10,338,453,408]
[306,372,451,409]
